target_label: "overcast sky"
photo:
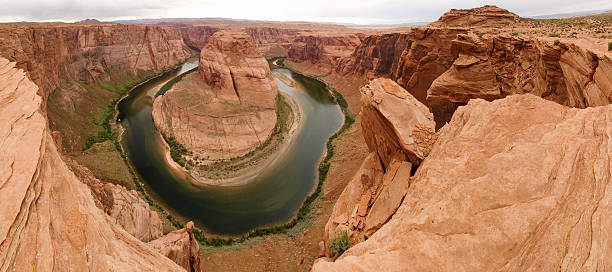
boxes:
[1,0,611,25]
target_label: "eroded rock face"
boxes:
[314,94,612,271]
[323,152,384,256]
[431,5,519,27]
[0,23,193,99]
[67,158,163,242]
[149,221,201,272]
[0,58,184,271]
[360,78,436,167]
[427,34,612,126]
[153,30,278,160]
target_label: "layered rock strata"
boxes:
[431,5,519,27]
[153,30,278,160]
[314,94,612,271]
[0,58,185,271]
[0,23,193,99]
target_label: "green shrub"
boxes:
[548,33,560,37]
[511,32,519,36]
[554,39,560,45]
[609,42,612,51]
[329,231,351,258]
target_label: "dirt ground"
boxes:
[199,63,369,272]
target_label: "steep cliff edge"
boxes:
[153,30,278,163]
[314,93,612,271]
[0,23,193,99]
[0,58,186,271]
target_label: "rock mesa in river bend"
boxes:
[153,30,278,160]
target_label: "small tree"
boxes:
[608,42,612,51]
[329,231,351,258]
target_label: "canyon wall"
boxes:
[0,23,193,99]
[0,58,187,271]
[153,30,278,161]
[314,92,612,271]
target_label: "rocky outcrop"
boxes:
[427,34,612,126]
[323,152,384,255]
[322,79,434,257]
[149,221,201,272]
[314,94,612,271]
[153,30,278,160]
[67,158,163,242]
[360,78,436,167]
[0,23,193,99]
[0,58,184,271]
[431,5,519,27]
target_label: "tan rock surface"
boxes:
[153,30,278,160]
[67,158,163,242]
[323,152,383,256]
[431,5,519,27]
[149,221,201,272]
[314,94,612,271]
[360,78,436,167]
[0,58,184,271]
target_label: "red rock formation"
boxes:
[314,94,612,271]
[431,5,519,27]
[287,33,362,74]
[337,33,411,79]
[67,159,163,242]
[149,221,201,272]
[360,78,436,167]
[0,58,184,271]
[153,30,278,161]
[427,34,612,126]
[0,23,193,99]
[322,79,435,257]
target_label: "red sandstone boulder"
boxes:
[360,78,436,167]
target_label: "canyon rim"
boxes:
[1,2,612,272]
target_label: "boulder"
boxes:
[360,78,436,167]
[149,221,201,272]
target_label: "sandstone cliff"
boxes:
[153,30,278,161]
[314,93,612,271]
[0,23,193,99]
[427,34,612,126]
[0,58,186,271]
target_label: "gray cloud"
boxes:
[0,0,611,24]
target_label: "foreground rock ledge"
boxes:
[0,58,185,271]
[314,94,612,271]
